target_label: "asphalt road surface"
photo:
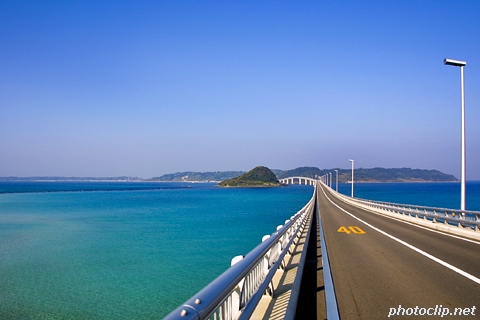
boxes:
[317,184,480,319]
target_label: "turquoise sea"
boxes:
[1,181,479,319]
[0,182,313,319]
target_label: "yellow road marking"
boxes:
[337,226,366,234]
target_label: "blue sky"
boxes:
[1,1,479,179]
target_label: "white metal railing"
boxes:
[164,186,316,320]
[327,185,480,232]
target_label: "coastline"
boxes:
[218,184,284,188]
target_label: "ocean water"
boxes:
[1,181,479,319]
[0,182,313,319]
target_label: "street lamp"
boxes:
[349,159,354,197]
[329,172,332,188]
[444,58,467,211]
[334,169,338,192]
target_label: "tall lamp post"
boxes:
[334,169,338,192]
[329,172,332,188]
[444,58,467,211]
[349,159,354,197]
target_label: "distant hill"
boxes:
[0,167,458,183]
[218,166,281,187]
[274,167,323,179]
[275,167,457,182]
[146,171,244,182]
[346,167,457,182]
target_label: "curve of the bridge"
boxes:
[279,176,317,185]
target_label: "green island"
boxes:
[218,166,282,187]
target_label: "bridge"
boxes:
[164,178,480,319]
[278,177,317,185]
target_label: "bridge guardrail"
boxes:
[324,183,480,239]
[316,188,340,320]
[164,186,316,320]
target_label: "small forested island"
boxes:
[218,166,282,187]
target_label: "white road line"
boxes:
[320,187,480,286]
